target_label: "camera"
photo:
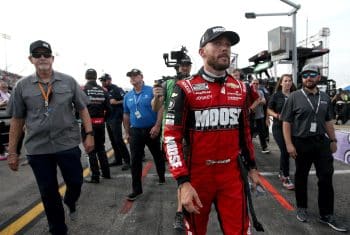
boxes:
[155,46,191,86]
[163,46,188,69]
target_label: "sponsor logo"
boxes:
[194,107,241,130]
[171,93,178,97]
[182,80,192,93]
[195,95,212,101]
[194,90,211,95]
[226,83,239,89]
[164,136,182,168]
[227,96,241,101]
[212,27,226,33]
[192,83,209,91]
[168,99,175,110]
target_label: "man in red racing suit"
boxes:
[163,26,261,235]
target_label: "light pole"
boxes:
[0,33,11,72]
[245,0,301,85]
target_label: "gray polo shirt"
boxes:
[280,88,332,138]
[10,71,89,155]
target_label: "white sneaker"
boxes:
[261,147,270,154]
[282,177,295,190]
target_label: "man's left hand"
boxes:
[150,125,160,139]
[84,135,95,153]
[248,168,264,190]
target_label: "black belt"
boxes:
[295,134,325,141]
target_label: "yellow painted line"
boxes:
[0,150,114,235]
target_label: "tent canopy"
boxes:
[343,85,350,91]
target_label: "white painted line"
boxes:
[260,170,350,176]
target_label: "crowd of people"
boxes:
[1,26,348,234]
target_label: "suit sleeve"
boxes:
[163,84,190,186]
[240,82,257,169]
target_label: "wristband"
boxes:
[8,153,19,157]
[330,139,337,143]
[85,131,94,136]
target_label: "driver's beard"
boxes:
[207,56,230,71]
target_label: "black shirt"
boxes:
[268,91,288,127]
[105,84,126,121]
[280,88,332,138]
[84,80,108,118]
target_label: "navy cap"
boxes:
[30,40,52,54]
[200,26,240,48]
[85,68,97,80]
[126,68,142,77]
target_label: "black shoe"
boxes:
[84,177,99,183]
[158,177,165,185]
[102,174,111,179]
[127,192,142,201]
[121,164,130,171]
[261,147,270,154]
[319,215,348,232]
[296,208,308,222]
[173,212,185,231]
[109,161,122,167]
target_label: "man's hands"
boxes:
[83,135,94,153]
[179,182,203,214]
[153,86,164,98]
[150,124,161,139]
[330,142,337,153]
[248,168,264,190]
[286,143,297,159]
[8,153,20,171]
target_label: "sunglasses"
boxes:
[302,72,318,79]
[31,52,52,59]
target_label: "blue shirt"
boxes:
[123,85,157,128]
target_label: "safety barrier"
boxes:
[333,130,350,164]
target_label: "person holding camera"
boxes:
[99,74,131,171]
[123,68,166,201]
[152,56,192,231]
[163,26,262,234]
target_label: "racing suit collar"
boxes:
[199,67,227,84]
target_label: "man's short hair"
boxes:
[85,68,97,80]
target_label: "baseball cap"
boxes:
[85,68,97,80]
[180,56,192,65]
[99,73,112,81]
[200,26,240,48]
[29,40,52,54]
[126,68,142,77]
[300,64,320,74]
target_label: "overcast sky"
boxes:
[1,0,349,88]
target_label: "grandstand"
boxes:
[0,69,22,89]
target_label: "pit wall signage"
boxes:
[333,131,350,164]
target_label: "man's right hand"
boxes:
[8,153,20,171]
[179,182,203,214]
[286,143,297,159]
[153,86,164,98]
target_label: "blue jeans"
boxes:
[27,146,83,235]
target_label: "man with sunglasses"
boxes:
[281,64,347,232]
[7,40,94,235]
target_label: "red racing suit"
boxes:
[163,72,257,235]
